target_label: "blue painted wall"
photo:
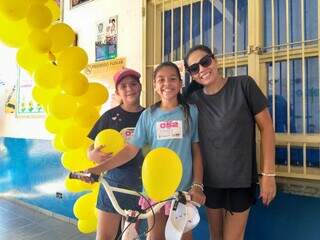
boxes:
[0,137,82,218]
[1,137,320,239]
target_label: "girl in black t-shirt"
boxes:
[87,68,144,240]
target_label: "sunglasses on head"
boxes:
[187,54,214,75]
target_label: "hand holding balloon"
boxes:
[87,145,113,164]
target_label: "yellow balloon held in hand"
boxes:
[142,147,183,201]
[94,129,125,155]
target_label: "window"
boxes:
[146,0,320,180]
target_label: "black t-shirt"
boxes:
[88,105,144,185]
[189,76,267,188]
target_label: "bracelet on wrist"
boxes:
[191,183,204,191]
[261,172,276,177]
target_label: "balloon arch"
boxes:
[0,0,182,234]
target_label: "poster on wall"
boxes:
[84,57,125,112]
[95,16,118,62]
[16,68,44,117]
[1,79,16,114]
[70,0,93,8]
[0,46,17,115]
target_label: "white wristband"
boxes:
[261,172,276,177]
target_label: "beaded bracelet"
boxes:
[191,183,204,191]
[261,172,276,177]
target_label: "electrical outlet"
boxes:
[56,192,63,199]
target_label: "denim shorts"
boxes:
[96,175,142,214]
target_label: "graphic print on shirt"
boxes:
[156,120,183,140]
[120,127,135,143]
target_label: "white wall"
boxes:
[0,0,144,140]
[0,45,50,140]
[63,0,143,70]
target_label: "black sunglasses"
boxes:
[187,54,214,75]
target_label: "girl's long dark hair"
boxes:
[151,61,191,133]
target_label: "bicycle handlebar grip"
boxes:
[69,172,100,182]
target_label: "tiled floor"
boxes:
[0,198,96,240]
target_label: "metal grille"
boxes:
[145,0,320,180]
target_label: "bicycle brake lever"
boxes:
[69,171,100,182]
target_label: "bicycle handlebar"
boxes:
[69,171,170,219]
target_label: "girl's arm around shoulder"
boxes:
[188,104,199,119]
[87,144,140,175]
[189,142,206,205]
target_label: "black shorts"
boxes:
[204,184,257,213]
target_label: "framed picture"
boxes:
[16,68,45,117]
[70,0,93,8]
[95,16,118,61]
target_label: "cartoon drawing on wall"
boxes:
[4,85,16,114]
[16,68,44,117]
[95,16,118,61]
[0,74,16,114]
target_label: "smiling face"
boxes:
[153,66,182,102]
[116,76,141,106]
[187,50,220,87]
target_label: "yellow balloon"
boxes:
[0,17,30,48]
[61,125,86,149]
[0,0,29,21]
[33,63,61,89]
[48,93,77,119]
[57,47,88,71]
[27,4,52,29]
[48,23,75,53]
[73,192,97,219]
[61,148,95,171]
[28,0,49,4]
[74,105,100,128]
[16,47,48,73]
[77,218,97,234]
[28,29,52,53]
[64,177,97,193]
[45,115,68,134]
[32,86,59,106]
[77,83,109,106]
[94,129,125,155]
[45,0,60,21]
[52,134,68,152]
[142,147,183,201]
[61,71,89,96]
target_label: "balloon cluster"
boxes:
[0,0,108,234]
[0,0,184,234]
